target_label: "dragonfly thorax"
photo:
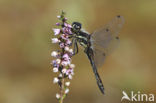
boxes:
[72,22,91,48]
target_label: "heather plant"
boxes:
[51,11,75,103]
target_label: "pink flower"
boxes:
[65,46,69,51]
[57,15,61,19]
[53,67,58,73]
[68,74,72,79]
[63,54,70,61]
[66,40,72,45]
[61,60,71,66]
[64,23,72,28]
[53,29,60,35]
[51,51,58,57]
[64,17,67,21]
[59,43,65,48]
[51,38,59,43]
[65,82,70,86]
[61,34,68,40]
[61,61,68,66]
[56,59,61,64]
[62,27,72,35]
[62,68,67,73]
[69,64,75,68]
[66,68,74,75]
[53,77,59,83]
[51,60,59,68]
[69,49,73,54]
[56,93,60,99]
[51,60,56,65]
[56,23,61,26]
[65,88,69,94]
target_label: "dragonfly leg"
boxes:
[73,39,79,55]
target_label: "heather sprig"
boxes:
[51,11,75,103]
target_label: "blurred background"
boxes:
[0,0,156,103]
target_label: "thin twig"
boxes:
[60,75,65,103]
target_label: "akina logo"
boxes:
[121,91,155,102]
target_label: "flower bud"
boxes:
[68,74,72,80]
[56,93,60,99]
[65,82,70,86]
[56,59,61,64]
[65,88,69,94]
[53,29,60,35]
[62,68,67,74]
[69,49,73,54]
[69,64,75,68]
[51,38,59,43]
[53,77,59,83]
[51,51,58,57]
[65,46,69,51]
[57,15,61,19]
[53,67,58,73]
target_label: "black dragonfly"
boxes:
[70,15,124,94]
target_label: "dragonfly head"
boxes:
[72,22,82,32]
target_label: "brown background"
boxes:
[0,0,156,103]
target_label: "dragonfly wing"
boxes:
[91,15,124,68]
[93,45,107,68]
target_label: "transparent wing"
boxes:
[91,15,124,68]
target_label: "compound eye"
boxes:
[72,22,82,30]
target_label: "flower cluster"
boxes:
[51,11,75,102]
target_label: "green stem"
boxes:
[59,74,65,103]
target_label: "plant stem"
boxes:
[60,74,65,103]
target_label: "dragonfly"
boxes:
[70,15,124,94]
